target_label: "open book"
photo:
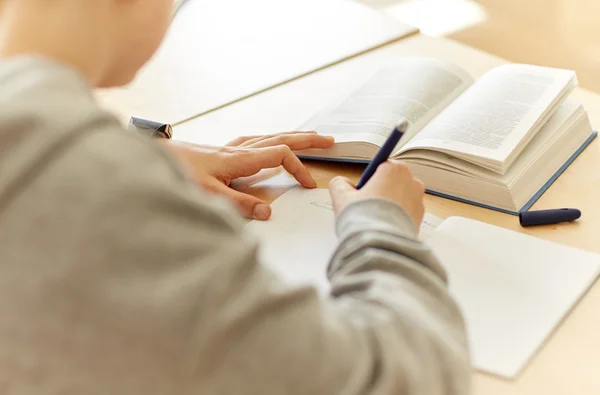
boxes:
[296,58,597,214]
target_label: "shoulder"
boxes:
[0,55,250,251]
[0,55,242,226]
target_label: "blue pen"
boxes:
[356,119,409,190]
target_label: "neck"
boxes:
[0,0,113,85]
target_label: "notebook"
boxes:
[294,57,597,215]
[246,187,600,378]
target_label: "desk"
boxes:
[96,0,417,125]
[447,0,600,94]
[174,34,600,395]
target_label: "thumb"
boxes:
[204,179,272,220]
[328,176,355,198]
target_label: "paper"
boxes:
[420,209,444,239]
[429,217,600,377]
[246,187,600,379]
[246,187,442,293]
[247,188,337,292]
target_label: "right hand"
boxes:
[329,160,426,230]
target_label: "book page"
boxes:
[300,58,474,148]
[400,64,577,172]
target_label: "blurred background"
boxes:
[360,0,600,93]
[172,0,599,93]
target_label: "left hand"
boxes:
[162,131,334,220]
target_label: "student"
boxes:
[0,0,470,394]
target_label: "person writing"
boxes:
[0,0,470,394]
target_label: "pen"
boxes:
[356,119,409,190]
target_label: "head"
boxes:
[0,0,175,87]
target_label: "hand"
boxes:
[162,131,334,220]
[328,160,425,230]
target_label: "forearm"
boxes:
[327,199,471,395]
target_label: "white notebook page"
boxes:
[429,217,600,377]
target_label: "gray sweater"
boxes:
[0,56,471,395]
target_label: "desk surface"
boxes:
[447,0,600,95]
[174,34,600,395]
[96,0,416,125]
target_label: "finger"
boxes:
[414,178,426,193]
[234,145,317,188]
[388,159,412,173]
[328,176,355,198]
[268,145,317,188]
[373,160,411,181]
[239,131,319,147]
[225,135,264,147]
[203,178,272,220]
[328,177,355,214]
[245,133,335,150]
[240,131,317,147]
[219,146,317,188]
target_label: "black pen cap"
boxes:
[519,208,581,227]
[128,117,173,139]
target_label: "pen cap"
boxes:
[519,208,581,227]
[128,117,173,139]
[395,118,409,132]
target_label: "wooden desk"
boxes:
[96,0,417,125]
[174,34,600,395]
[448,0,600,95]
[359,0,600,94]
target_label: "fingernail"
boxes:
[253,204,271,220]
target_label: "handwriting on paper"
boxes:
[310,201,333,211]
